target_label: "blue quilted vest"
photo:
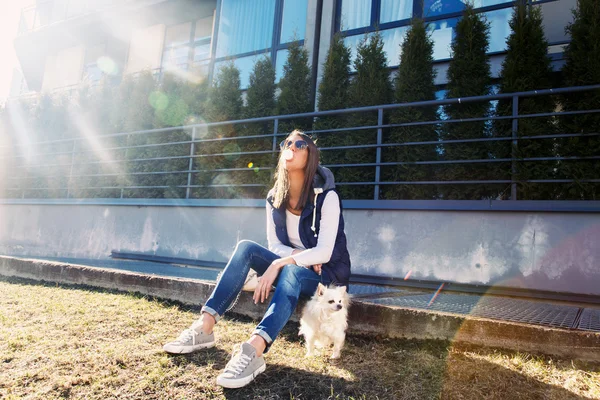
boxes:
[266,175,351,287]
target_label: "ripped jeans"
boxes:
[201,240,321,352]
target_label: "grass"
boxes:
[0,277,599,400]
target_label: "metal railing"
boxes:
[1,85,599,208]
[18,0,121,34]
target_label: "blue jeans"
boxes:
[202,240,321,352]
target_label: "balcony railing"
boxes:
[1,85,599,210]
[18,0,121,34]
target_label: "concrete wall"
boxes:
[1,203,598,296]
[125,23,166,74]
[41,45,85,91]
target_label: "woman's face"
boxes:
[282,134,309,172]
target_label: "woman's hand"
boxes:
[253,256,297,304]
[312,264,322,275]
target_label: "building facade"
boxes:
[11,0,576,101]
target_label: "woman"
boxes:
[163,130,351,389]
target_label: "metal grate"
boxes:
[577,308,600,332]
[366,293,581,330]
[348,284,403,297]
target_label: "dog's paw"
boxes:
[305,351,315,358]
[330,352,341,359]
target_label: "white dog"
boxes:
[299,283,350,359]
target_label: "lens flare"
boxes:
[97,56,119,75]
[190,116,208,138]
[404,270,412,280]
[248,162,253,168]
[223,143,241,161]
[427,283,445,307]
[148,91,169,111]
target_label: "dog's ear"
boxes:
[317,283,325,296]
[338,285,347,293]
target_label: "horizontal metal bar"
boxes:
[13,183,268,191]
[324,155,600,168]
[2,198,599,212]
[8,166,275,180]
[13,148,276,169]
[336,179,600,185]
[10,153,600,179]
[0,139,196,161]
[12,177,598,193]
[110,251,225,269]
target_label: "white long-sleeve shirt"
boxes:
[266,191,341,267]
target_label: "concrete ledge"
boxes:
[1,255,599,362]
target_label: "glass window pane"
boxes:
[343,34,370,72]
[163,46,191,70]
[192,59,211,77]
[216,0,276,57]
[486,8,511,53]
[344,28,408,70]
[471,0,513,8]
[380,0,413,24]
[194,43,211,62]
[423,0,464,18]
[214,55,258,89]
[423,0,512,18]
[280,0,308,43]
[83,64,103,83]
[85,44,105,64]
[381,27,409,67]
[340,0,371,31]
[166,22,192,47]
[195,16,214,40]
[428,18,459,60]
[275,49,289,82]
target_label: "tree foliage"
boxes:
[441,4,496,200]
[382,18,440,200]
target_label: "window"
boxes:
[337,0,525,67]
[428,18,459,60]
[216,0,276,58]
[423,0,512,18]
[340,0,371,30]
[83,44,106,84]
[213,0,308,88]
[486,8,512,53]
[380,0,413,24]
[275,49,289,82]
[214,55,258,89]
[280,0,308,43]
[162,17,213,75]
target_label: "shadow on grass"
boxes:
[210,318,595,400]
[1,276,596,399]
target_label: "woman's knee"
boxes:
[278,264,302,286]
[234,239,260,255]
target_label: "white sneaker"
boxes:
[216,343,266,389]
[163,328,215,354]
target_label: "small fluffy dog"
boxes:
[299,283,350,359]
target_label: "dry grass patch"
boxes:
[0,277,599,399]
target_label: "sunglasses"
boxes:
[280,139,308,150]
